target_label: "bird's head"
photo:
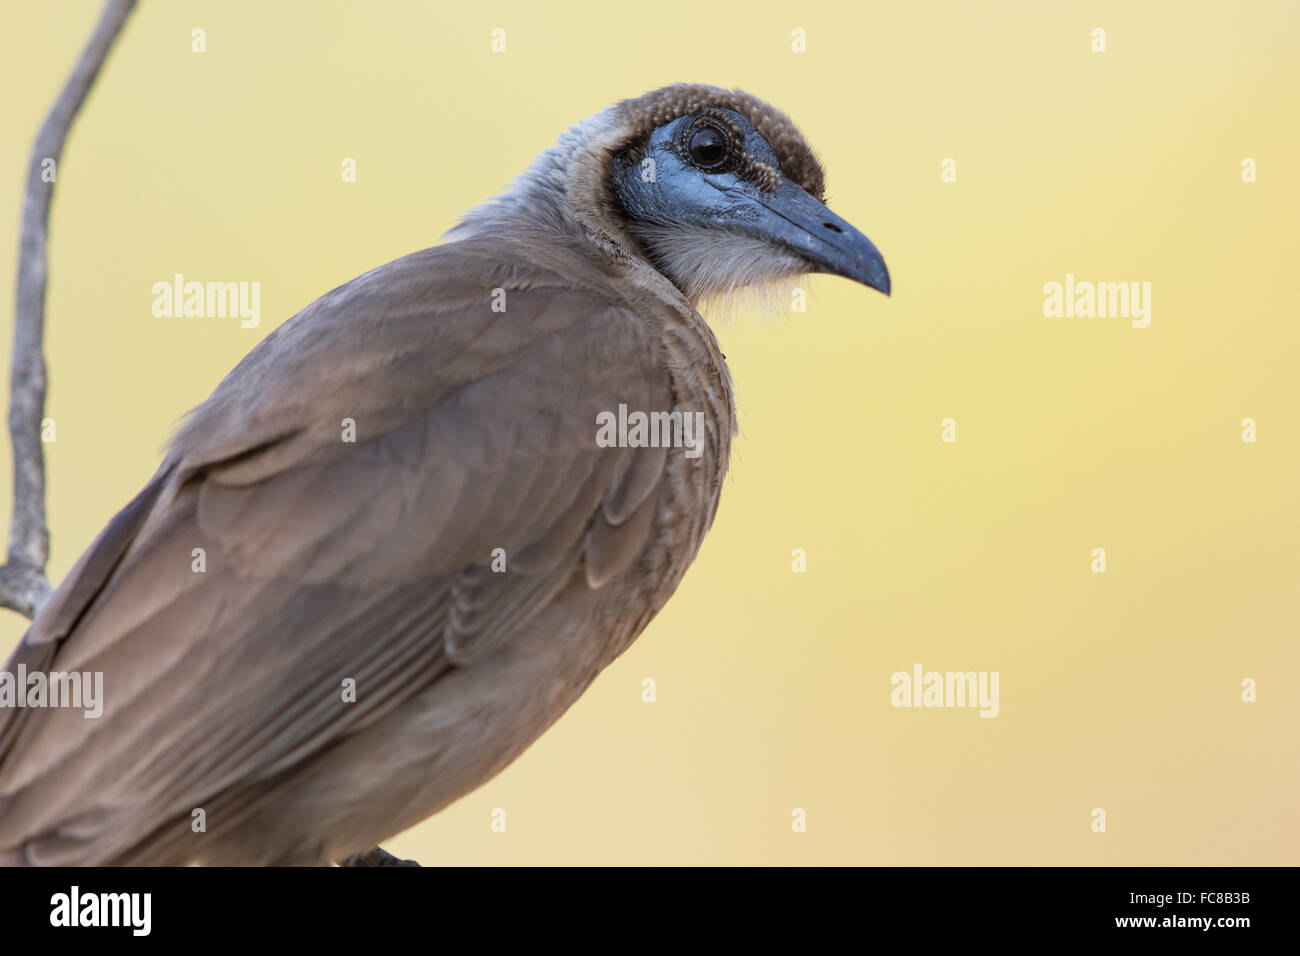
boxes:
[449,83,889,310]
[606,85,890,307]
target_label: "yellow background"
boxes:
[1,0,1296,864]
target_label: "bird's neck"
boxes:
[445,106,738,477]
[446,108,627,252]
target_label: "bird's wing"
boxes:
[0,237,675,863]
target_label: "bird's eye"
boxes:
[687,124,730,170]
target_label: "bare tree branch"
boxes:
[1,0,137,619]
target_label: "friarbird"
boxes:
[0,83,888,865]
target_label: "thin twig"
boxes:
[1,0,137,619]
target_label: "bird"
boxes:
[0,82,889,865]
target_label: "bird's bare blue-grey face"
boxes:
[613,107,890,302]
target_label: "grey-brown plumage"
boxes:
[0,84,887,865]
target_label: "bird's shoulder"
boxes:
[170,236,675,482]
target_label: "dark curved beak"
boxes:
[719,179,891,296]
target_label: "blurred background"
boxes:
[0,0,1296,864]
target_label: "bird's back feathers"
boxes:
[0,235,731,864]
